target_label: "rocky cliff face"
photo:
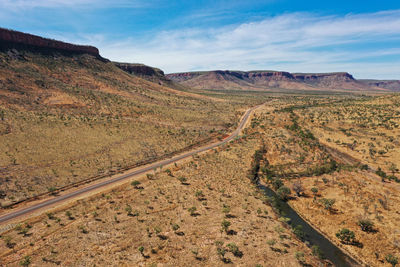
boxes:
[359,80,400,92]
[166,70,394,92]
[165,72,203,82]
[167,70,295,82]
[0,28,104,59]
[114,62,189,90]
[114,62,165,77]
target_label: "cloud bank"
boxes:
[93,10,400,79]
[0,0,147,9]
[1,3,399,79]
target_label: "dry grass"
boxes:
[0,52,271,205]
[298,94,400,173]
[0,132,320,266]
[243,96,400,266]
[2,59,398,267]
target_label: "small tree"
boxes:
[385,254,398,267]
[125,205,133,216]
[171,223,180,231]
[311,245,324,259]
[221,220,231,234]
[65,211,74,220]
[292,225,305,241]
[138,246,145,257]
[272,178,283,190]
[292,181,304,197]
[295,251,305,263]
[188,206,197,216]
[320,198,335,212]
[47,187,57,195]
[3,236,14,248]
[360,164,369,171]
[217,247,230,263]
[336,228,356,244]
[389,163,398,176]
[311,187,318,196]
[195,190,204,200]
[277,186,291,201]
[227,243,243,257]
[358,219,374,232]
[178,176,187,184]
[222,204,231,216]
[131,180,141,189]
[20,256,31,266]
[376,167,387,182]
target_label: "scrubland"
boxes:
[0,52,269,206]
[244,95,400,266]
[2,57,399,267]
[0,125,321,266]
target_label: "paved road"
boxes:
[0,103,262,224]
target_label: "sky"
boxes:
[0,0,399,79]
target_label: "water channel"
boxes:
[258,184,360,267]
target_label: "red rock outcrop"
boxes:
[166,70,394,92]
[359,79,400,91]
[0,28,104,59]
[114,62,165,77]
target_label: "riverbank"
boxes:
[258,183,361,267]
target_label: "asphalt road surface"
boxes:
[0,103,262,224]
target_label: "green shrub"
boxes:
[221,220,231,233]
[336,228,355,244]
[319,198,335,211]
[227,243,243,257]
[385,254,398,266]
[20,256,31,266]
[358,219,374,232]
[272,178,283,190]
[188,206,197,216]
[277,186,291,200]
[311,245,324,259]
[131,180,141,188]
[292,225,305,240]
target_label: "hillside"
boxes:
[359,79,400,91]
[167,70,398,92]
[0,29,262,206]
[113,62,190,92]
[0,28,104,60]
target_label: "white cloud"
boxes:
[9,9,400,79]
[0,0,147,9]
[90,10,400,79]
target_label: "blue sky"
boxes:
[0,0,399,79]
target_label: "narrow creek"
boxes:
[258,184,360,267]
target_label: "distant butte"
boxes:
[166,70,400,92]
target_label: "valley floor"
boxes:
[1,92,399,266]
[0,123,321,266]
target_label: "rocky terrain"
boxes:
[0,28,104,60]
[0,114,323,267]
[1,28,400,267]
[359,79,400,92]
[113,62,183,89]
[0,29,262,206]
[167,70,399,92]
[240,97,400,266]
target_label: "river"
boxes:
[258,184,360,267]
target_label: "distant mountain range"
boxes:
[166,70,400,92]
[0,27,398,93]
